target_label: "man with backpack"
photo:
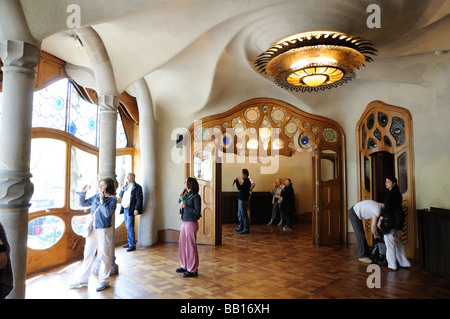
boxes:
[348,200,382,264]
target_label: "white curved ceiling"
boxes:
[19,0,450,116]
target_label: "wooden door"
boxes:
[190,141,222,245]
[312,147,342,246]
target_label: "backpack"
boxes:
[371,237,387,264]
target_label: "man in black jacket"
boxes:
[119,173,143,251]
[233,169,251,234]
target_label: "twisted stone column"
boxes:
[96,94,119,276]
[0,40,40,299]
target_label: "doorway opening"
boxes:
[220,152,313,232]
[371,151,394,203]
[186,98,347,246]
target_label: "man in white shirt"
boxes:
[348,200,382,263]
[119,173,143,251]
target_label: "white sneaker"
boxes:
[358,257,372,264]
[96,281,110,291]
[70,282,88,289]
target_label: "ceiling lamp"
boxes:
[255,31,377,92]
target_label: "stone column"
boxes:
[0,40,40,299]
[95,94,119,275]
[133,78,158,246]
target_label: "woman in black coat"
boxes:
[279,179,295,231]
[176,177,202,277]
[377,176,410,270]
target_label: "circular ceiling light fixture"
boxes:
[255,31,377,92]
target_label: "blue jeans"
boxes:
[124,208,136,247]
[237,199,250,232]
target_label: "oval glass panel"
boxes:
[28,215,65,250]
[71,214,90,236]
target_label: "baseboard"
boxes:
[158,229,180,243]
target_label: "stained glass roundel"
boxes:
[244,107,259,123]
[299,132,312,149]
[222,133,232,148]
[285,122,297,134]
[271,108,286,123]
[323,127,338,143]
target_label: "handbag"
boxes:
[380,214,394,235]
[82,206,99,238]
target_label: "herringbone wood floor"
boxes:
[25,222,450,299]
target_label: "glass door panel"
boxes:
[30,138,66,212]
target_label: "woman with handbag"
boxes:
[71,178,117,291]
[377,176,410,270]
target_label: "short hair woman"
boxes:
[71,178,117,291]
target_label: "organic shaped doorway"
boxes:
[356,100,416,259]
[186,98,347,246]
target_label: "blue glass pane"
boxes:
[53,97,64,111]
[301,136,309,145]
[88,118,96,130]
[68,122,77,135]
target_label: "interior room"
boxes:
[1,0,450,301]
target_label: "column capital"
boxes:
[0,170,33,208]
[0,40,40,72]
[98,94,120,112]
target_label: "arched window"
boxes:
[0,78,134,273]
[30,78,127,148]
[0,79,128,148]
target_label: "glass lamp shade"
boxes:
[302,74,327,87]
[286,66,344,87]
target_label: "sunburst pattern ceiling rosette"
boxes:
[255,31,377,92]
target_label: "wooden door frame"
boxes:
[186,98,347,246]
[355,100,416,259]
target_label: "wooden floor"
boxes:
[25,222,450,299]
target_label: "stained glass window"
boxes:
[32,79,68,131]
[66,82,100,146]
[0,78,127,148]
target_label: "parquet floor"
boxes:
[25,222,450,300]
